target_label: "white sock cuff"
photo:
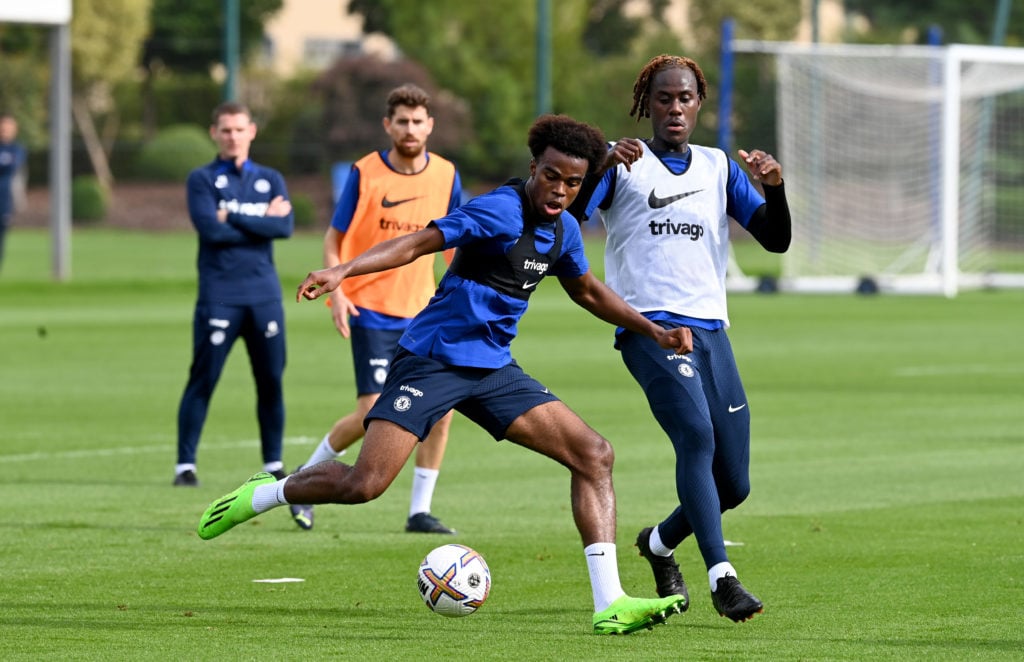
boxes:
[708,561,737,591]
[584,543,623,612]
[307,435,342,466]
[252,476,289,513]
[648,526,674,557]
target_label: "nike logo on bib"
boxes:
[381,195,421,208]
[728,404,747,413]
[648,188,704,209]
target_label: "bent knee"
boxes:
[339,475,389,504]
[579,435,615,474]
[720,482,750,511]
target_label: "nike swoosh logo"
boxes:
[728,404,747,413]
[648,188,704,209]
[381,195,422,208]
[586,551,606,556]
[522,280,539,289]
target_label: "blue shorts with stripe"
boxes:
[365,348,559,441]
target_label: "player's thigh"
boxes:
[243,301,286,378]
[504,400,610,470]
[352,419,421,495]
[189,302,245,377]
[619,329,712,436]
[702,331,750,450]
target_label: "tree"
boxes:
[346,0,680,180]
[71,0,152,189]
[142,0,283,72]
[140,0,284,136]
[314,56,471,164]
[843,0,1024,45]
[687,0,801,48]
[0,24,49,150]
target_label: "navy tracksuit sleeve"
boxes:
[227,170,294,239]
[186,171,252,244]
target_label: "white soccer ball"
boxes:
[417,543,491,617]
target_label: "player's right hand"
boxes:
[297,267,343,303]
[329,291,358,339]
[606,138,645,172]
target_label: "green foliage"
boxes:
[143,0,284,73]
[135,124,213,181]
[0,55,48,153]
[844,0,1024,45]
[250,72,326,175]
[2,230,1024,659]
[688,0,801,50]
[70,176,109,224]
[71,0,151,87]
[345,0,686,181]
[314,56,472,168]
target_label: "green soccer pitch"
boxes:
[2,228,1022,660]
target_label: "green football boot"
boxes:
[592,594,687,635]
[197,472,277,540]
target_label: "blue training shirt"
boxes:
[398,184,589,369]
[186,157,294,306]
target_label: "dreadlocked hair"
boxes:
[629,54,707,121]
[528,114,607,175]
[386,84,431,117]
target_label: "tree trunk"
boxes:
[71,93,114,190]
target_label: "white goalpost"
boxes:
[730,41,1024,296]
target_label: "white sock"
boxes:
[175,463,196,475]
[708,561,737,592]
[306,434,344,466]
[409,467,439,516]
[649,525,674,557]
[584,543,625,612]
[252,476,289,513]
[263,460,284,474]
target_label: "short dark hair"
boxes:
[211,101,252,125]
[386,84,431,118]
[629,54,707,121]
[527,114,607,175]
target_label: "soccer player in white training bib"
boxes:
[569,54,792,623]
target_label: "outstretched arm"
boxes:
[297,226,445,302]
[558,271,692,354]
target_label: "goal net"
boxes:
[730,42,1024,296]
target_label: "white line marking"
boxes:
[893,364,1023,377]
[253,578,305,583]
[2,436,318,464]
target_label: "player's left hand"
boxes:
[297,266,344,302]
[738,149,782,186]
[656,326,693,355]
[266,195,293,218]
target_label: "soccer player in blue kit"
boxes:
[174,102,294,487]
[569,54,791,622]
[198,114,692,635]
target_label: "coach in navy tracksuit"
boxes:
[174,101,294,487]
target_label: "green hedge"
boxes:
[71,176,108,224]
[136,124,213,181]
